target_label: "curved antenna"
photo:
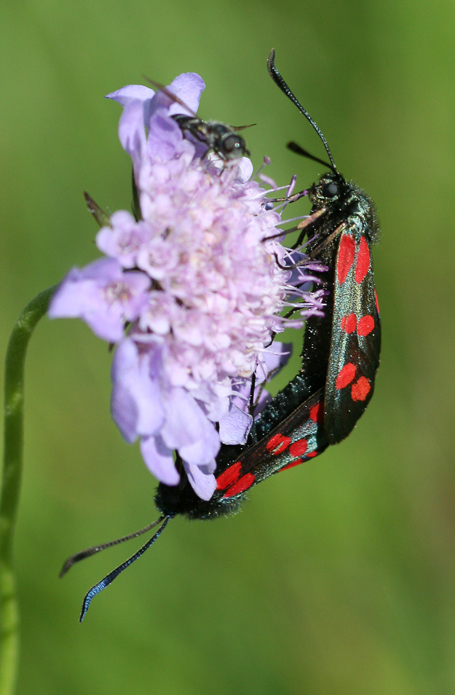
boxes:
[78,515,172,622]
[267,49,338,173]
[287,141,332,170]
[60,515,165,577]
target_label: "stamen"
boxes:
[259,174,278,189]
[278,175,299,214]
[267,189,309,205]
[280,214,307,226]
[286,174,297,197]
[252,155,272,181]
[255,183,299,204]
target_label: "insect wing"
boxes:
[215,389,328,500]
[324,231,381,444]
[144,78,197,116]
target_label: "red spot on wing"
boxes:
[375,289,380,315]
[357,314,374,336]
[306,452,318,458]
[335,363,356,389]
[351,376,371,402]
[279,459,304,472]
[216,461,242,490]
[266,433,291,455]
[310,402,324,423]
[341,313,357,333]
[355,236,370,284]
[337,234,356,284]
[222,473,255,498]
[289,439,307,458]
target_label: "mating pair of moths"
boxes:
[62,50,381,620]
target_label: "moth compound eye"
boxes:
[325,182,338,197]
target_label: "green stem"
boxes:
[0,286,57,695]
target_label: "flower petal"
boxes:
[161,388,220,463]
[147,109,185,161]
[219,405,252,445]
[179,423,220,464]
[118,100,147,169]
[106,85,155,108]
[111,339,164,443]
[182,460,217,501]
[48,258,127,342]
[236,157,254,183]
[140,434,180,486]
[167,73,205,116]
[96,212,151,268]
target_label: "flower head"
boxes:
[49,72,326,500]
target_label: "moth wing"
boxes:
[215,389,328,500]
[324,231,381,444]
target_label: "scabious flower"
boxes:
[49,72,326,501]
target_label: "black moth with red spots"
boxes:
[62,51,380,621]
[155,50,380,520]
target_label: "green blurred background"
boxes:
[1,0,455,693]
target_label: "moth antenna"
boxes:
[287,141,332,170]
[78,515,172,622]
[60,515,165,577]
[267,49,338,173]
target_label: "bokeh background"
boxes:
[1,1,454,693]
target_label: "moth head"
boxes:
[309,172,345,206]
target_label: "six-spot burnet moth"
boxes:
[61,50,381,621]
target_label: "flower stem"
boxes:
[0,286,56,695]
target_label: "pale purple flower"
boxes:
[49,71,326,501]
[49,258,150,342]
[96,211,151,269]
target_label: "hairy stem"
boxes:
[0,286,56,695]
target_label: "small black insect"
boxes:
[172,114,250,160]
[147,78,251,161]
[62,52,380,621]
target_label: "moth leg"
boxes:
[307,221,352,259]
[293,207,328,248]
